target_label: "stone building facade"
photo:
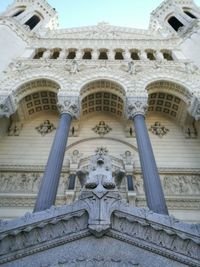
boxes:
[0,0,200,224]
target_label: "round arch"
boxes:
[146,80,192,104]
[137,70,195,103]
[73,68,134,95]
[14,78,60,103]
[79,79,126,118]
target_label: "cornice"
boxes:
[0,194,199,266]
[0,164,69,172]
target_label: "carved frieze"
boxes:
[35,120,56,136]
[133,174,200,196]
[0,172,68,194]
[149,121,169,137]
[163,175,200,195]
[92,121,112,136]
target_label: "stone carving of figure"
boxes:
[70,150,82,164]
[134,177,144,195]
[8,123,23,136]
[77,147,124,190]
[128,60,135,74]
[70,60,79,74]
[121,151,134,166]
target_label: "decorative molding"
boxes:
[92,121,112,136]
[35,120,56,136]
[149,121,169,137]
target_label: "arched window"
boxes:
[12,10,25,17]
[146,51,156,60]
[67,50,76,59]
[50,50,60,59]
[184,11,197,19]
[83,50,92,59]
[99,50,108,60]
[131,50,140,60]
[168,16,184,32]
[115,51,124,60]
[162,51,173,61]
[25,15,40,30]
[33,49,46,59]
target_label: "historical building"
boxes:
[0,0,200,266]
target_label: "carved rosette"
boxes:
[126,97,148,119]
[57,95,80,118]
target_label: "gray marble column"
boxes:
[127,97,168,215]
[34,96,79,212]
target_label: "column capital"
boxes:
[188,96,200,121]
[126,97,148,119]
[0,95,17,118]
[57,95,80,118]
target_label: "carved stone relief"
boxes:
[149,121,169,137]
[162,175,200,195]
[133,174,200,196]
[68,150,83,165]
[183,124,197,139]
[35,120,56,136]
[69,121,79,137]
[8,122,23,136]
[125,122,136,138]
[92,121,112,136]
[0,172,68,194]
[120,151,134,166]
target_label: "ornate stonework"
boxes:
[35,120,56,136]
[57,95,80,118]
[126,97,148,119]
[92,121,112,136]
[149,121,169,137]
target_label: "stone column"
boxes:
[34,96,79,212]
[127,97,168,215]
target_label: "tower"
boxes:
[149,0,200,66]
[0,0,58,73]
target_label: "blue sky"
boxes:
[1,0,200,29]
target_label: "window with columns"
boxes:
[146,50,156,60]
[183,10,197,19]
[50,49,61,59]
[99,49,108,60]
[130,50,140,60]
[162,50,173,61]
[33,48,46,59]
[25,15,41,30]
[82,49,92,59]
[67,49,76,59]
[115,50,124,60]
[168,16,184,32]
[12,8,25,17]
